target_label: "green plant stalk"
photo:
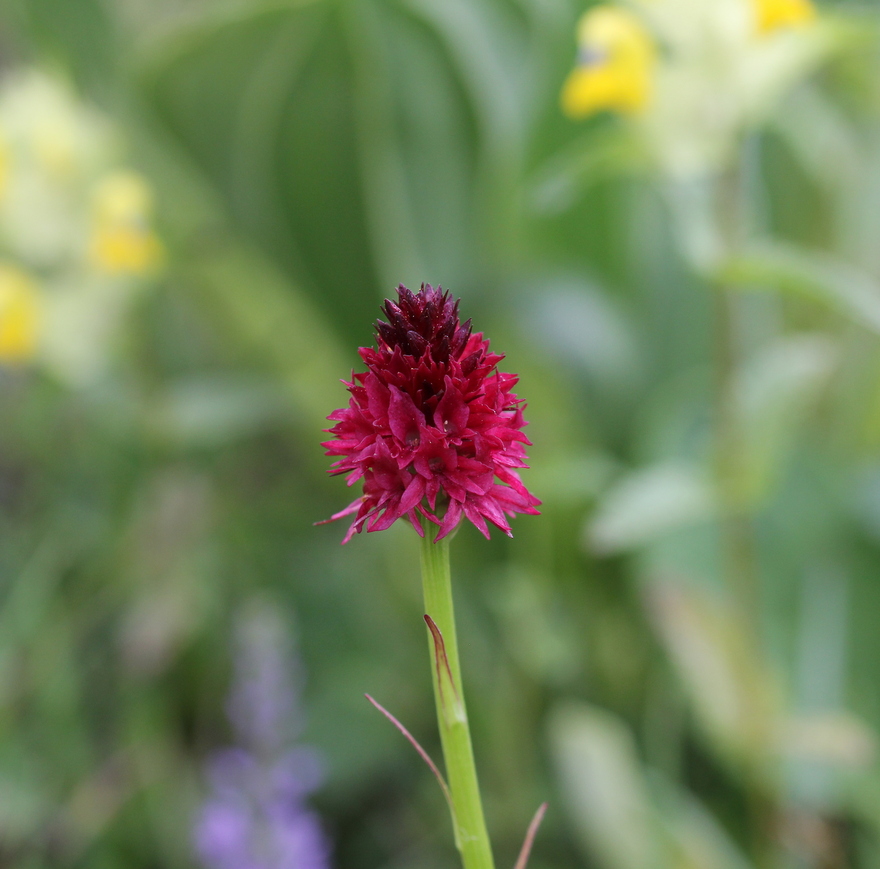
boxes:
[711,162,761,641]
[712,159,775,869]
[712,285,760,638]
[420,534,495,869]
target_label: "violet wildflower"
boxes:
[194,606,330,869]
[321,283,540,543]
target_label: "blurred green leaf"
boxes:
[530,452,617,507]
[651,777,753,869]
[548,702,665,869]
[0,748,49,847]
[529,125,650,215]
[549,702,754,869]
[148,376,290,446]
[782,712,877,768]
[718,242,880,334]
[587,463,715,556]
[523,278,642,397]
[736,18,855,129]
[183,243,346,436]
[645,581,781,778]
[769,85,862,196]
[4,0,115,90]
[139,0,509,331]
[490,568,582,685]
[142,2,387,337]
[732,334,837,506]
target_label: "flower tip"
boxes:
[315,498,363,529]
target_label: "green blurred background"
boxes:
[2,0,880,867]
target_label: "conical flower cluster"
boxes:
[321,284,540,543]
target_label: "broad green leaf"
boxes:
[142,3,382,340]
[139,0,559,339]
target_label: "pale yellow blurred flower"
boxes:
[87,171,163,275]
[559,0,835,181]
[755,0,816,34]
[0,134,8,200]
[32,120,79,179]
[0,263,40,362]
[561,7,656,119]
[0,72,113,183]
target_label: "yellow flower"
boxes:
[561,7,656,119]
[0,264,40,363]
[754,0,816,34]
[90,226,164,275]
[87,170,163,275]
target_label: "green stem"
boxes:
[712,160,775,869]
[712,285,760,639]
[419,534,495,869]
[709,161,761,641]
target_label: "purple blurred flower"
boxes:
[194,604,331,869]
[225,608,302,755]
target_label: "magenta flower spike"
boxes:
[321,283,540,543]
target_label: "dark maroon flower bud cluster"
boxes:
[320,284,540,543]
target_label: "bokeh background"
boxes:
[2,0,880,867]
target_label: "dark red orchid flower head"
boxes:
[319,284,540,543]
